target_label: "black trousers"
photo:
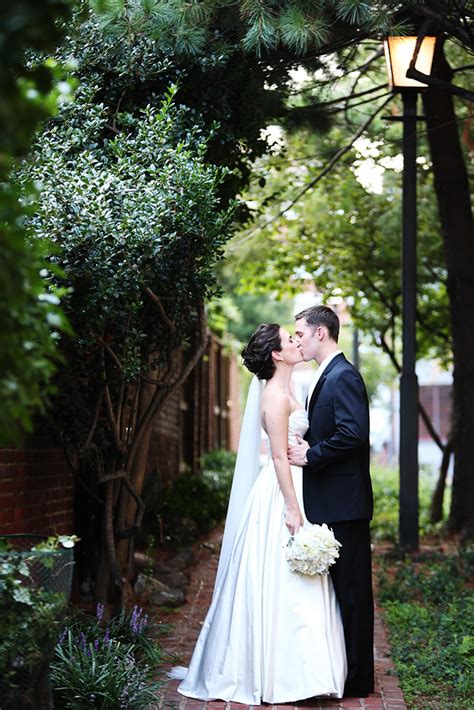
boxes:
[329,519,374,697]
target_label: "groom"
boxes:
[288,305,374,698]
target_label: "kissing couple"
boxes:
[172,304,374,704]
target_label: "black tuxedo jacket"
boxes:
[303,353,373,524]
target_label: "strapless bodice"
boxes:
[264,409,308,455]
[287,409,309,442]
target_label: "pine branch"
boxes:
[407,65,474,102]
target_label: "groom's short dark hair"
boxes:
[295,305,340,342]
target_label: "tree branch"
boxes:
[238,94,394,243]
[290,83,388,111]
[144,287,176,334]
[102,349,125,455]
[379,334,445,452]
[63,446,104,505]
[103,343,124,372]
[344,49,385,126]
[363,273,400,314]
[168,300,207,392]
[407,64,474,102]
[126,299,207,474]
[416,311,451,344]
[290,48,383,96]
[84,385,104,449]
[407,27,474,101]
[97,467,146,539]
[379,332,401,372]
[409,3,474,48]
[419,400,445,452]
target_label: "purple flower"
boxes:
[79,632,87,652]
[130,605,143,634]
[96,602,105,622]
[58,627,68,644]
[94,638,99,651]
[104,627,110,644]
[138,614,149,634]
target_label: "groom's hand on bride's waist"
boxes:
[288,435,309,466]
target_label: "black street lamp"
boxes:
[384,36,437,549]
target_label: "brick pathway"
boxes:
[153,530,406,710]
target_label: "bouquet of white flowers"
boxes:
[285,523,342,576]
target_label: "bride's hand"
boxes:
[285,506,304,536]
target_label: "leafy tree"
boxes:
[24,88,233,607]
[235,146,449,362]
[87,1,474,539]
[228,118,457,514]
[59,7,312,210]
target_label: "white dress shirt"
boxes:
[302,350,342,465]
[306,350,342,411]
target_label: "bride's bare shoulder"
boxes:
[261,382,291,414]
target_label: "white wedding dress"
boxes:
[177,408,347,705]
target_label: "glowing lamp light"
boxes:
[384,36,436,91]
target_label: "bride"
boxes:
[175,323,347,704]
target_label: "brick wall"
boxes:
[0,333,239,534]
[147,387,181,486]
[419,384,452,441]
[146,333,240,485]
[0,448,74,535]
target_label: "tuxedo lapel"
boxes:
[308,373,327,415]
[308,353,346,416]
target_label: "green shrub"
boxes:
[371,465,448,542]
[140,449,236,547]
[0,544,69,703]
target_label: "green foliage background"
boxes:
[0,1,74,444]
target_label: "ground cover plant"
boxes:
[372,466,472,708]
[377,547,473,709]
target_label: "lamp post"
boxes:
[384,36,436,549]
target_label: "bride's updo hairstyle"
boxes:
[241,323,282,381]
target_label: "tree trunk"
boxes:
[422,42,474,540]
[430,437,453,524]
[115,376,157,587]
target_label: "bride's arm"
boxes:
[263,391,303,535]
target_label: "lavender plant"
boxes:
[51,604,164,708]
[51,628,160,709]
[107,604,164,666]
